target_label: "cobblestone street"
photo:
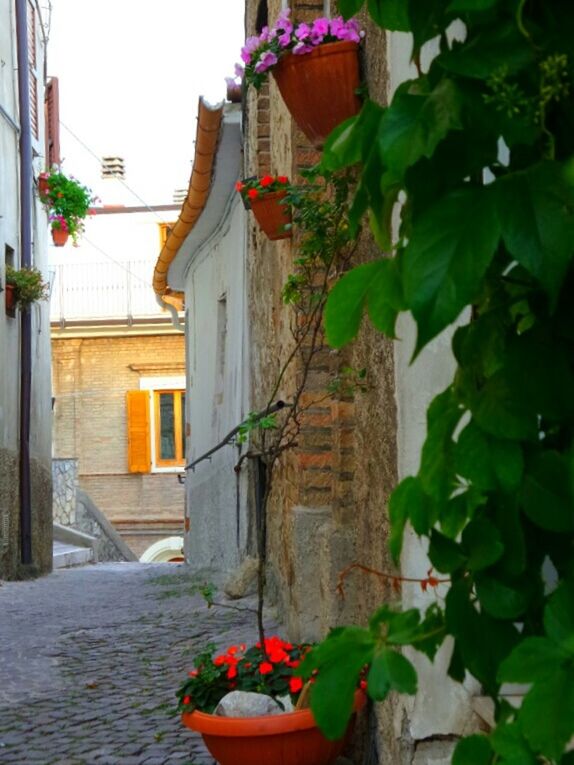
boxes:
[0,563,271,765]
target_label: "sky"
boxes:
[47,0,245,207]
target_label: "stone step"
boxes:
[53,541,94,569]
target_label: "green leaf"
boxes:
[448,0,499,9]
[497,162,574,305]
[475,573,530,619]
[420,388,463,500]
[490,438,523,492]
[440,22,533,79]
[498,637,569,684]
[446,581,519,692]
[403,186,500,350]
[379,79,463,180]
[429,529,467,573]
[367,257,405,336]
[303,627,374,740]
[490,723,538,765]
[325,258,403,348]
[462,516,504,571]
[388,476,428,561]
[368,648,417,700]
[544,578,574,653]
[455,422,496,491]
[367,0,410,30]
[322,100,385,172]
[339,0,365,18]
[407,0,453,54]
[453,735,493,765]
[469,373,538,441]
[521,451,574,533]
[519,667,574,761]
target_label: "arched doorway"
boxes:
[139,536,185,563]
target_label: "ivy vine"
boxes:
[298,1,574,762]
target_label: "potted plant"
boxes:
[237,10,364,146]
[236,175,292,240]
[177,637,364,765]
[38,168,95,246]
[5,265,49,316]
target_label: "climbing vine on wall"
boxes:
[298,1,574,762]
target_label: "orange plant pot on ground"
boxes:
[182,690,365,765]
[273,41,361,147]
[250,190,292,241]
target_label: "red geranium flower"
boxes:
[289,676,303,693]
[260,175,274,187]
[248,188,259,200]
[278,176,289,184]
[235,181,244,192]
[183,695,191,704]
[259,661,273,675]
[227,665,238,679]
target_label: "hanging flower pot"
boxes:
[38,173,50,199]
[236,12,364,147]
[237,177,292,241]
[51,227,69,247]
[5,283,16,317]
[272,41,361,146]
[182,691,364,765]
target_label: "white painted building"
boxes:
[153,100,250,573]
[0,0,53,578]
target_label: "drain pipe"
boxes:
[15,0,33,566]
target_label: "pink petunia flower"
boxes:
[254,50,278,73]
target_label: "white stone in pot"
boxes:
[214,691,284,717]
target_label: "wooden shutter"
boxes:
[27,1,39,140]
[126,390,151,473]
[45,78,61,168]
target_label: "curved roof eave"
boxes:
[152,97,242,301]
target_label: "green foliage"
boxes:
[5,265,49,307]
[40,169,95,243]
[236,411,277,445]
[311,1,574,761]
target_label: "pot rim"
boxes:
[182,689,365,738]
[277,40,359,67]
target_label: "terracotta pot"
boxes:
[182,690,365,765]
[250,190,292,241]
[273,41,361,147]
[5,283,16,317]
[38,175,50,198]
[51,227,69,247]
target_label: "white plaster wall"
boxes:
[183,198,250,573]
[0,0,52,465]
[387,27,480,755]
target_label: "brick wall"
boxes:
[244,0,398,645]
[52,334,186,558]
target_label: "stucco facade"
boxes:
[0,0,53,579]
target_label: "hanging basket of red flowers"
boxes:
[236,176,292,241]
[177,637,365,765]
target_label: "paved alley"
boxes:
[0,563,271,765]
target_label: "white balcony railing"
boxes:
[50,260,163,323]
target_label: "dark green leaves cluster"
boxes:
[310,0,574,762]
[299,604,444,739]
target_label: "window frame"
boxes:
[153,389,186,468]
[139,375,186,473]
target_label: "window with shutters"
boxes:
[127,378,186,473]
[27,0,39,141]
[44,78,61,168]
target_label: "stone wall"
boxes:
[52,458,78,526]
